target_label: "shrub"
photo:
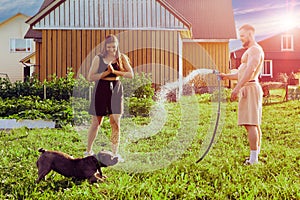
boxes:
[165,75,209,102]
[0,71,156,122]
[188,74,209,94]
[122,73,155,116]
[0,76,44,99]
[121,73,154,98]
[0,69,93,101]
[73,74,94,99]
[125,97,154,117]
[0,96,72,128]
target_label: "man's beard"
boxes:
[242,40,250,48]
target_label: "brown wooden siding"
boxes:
[183,42,229,85]
[37,29,179,87]
[34,42,42,77]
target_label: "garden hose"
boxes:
[196,70,221,163]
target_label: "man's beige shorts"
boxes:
[238,82,263,126]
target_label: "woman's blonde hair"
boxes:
[100,34,128,71]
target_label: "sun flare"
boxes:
[280,13,299,30]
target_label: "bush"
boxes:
[165,75,209,102]
[71,97,91,126]
[121,73,154,98]
[189,74,209,94]
[0,96,73,128]
[0,76,44,99]
[122,73,155,116]
[43,72,75,100]
[125,97,154,117]
[0,71,156,122]
[0,69,93,101]
[73,74,94,99]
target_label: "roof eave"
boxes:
[26,0,66,25]
[0,13,29,26]
[157,0,192,32]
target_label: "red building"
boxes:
[231,27,300,85]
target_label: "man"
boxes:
[220,24,264,165]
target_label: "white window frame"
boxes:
[261,60,273,77]
[281,34,294,51]
[9,38,33,53]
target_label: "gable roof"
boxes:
[0,13,29,27]
[25,0,65,26]
[26,0,191,31]
[25,0,236,40]
[164,0,236,39]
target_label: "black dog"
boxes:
[36,148,118,183]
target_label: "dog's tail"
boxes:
[38,148,46,153]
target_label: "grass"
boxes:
[264,88,287,104]
[0,97,299,199]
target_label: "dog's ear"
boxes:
[38,148,46,153]
[111,156,118,165]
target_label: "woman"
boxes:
[85,34,134,160]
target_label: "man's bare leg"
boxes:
[245,125,259,164]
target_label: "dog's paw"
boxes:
[94,172,107,180]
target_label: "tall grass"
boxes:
[0,99,299,199]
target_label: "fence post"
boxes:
[89,86,93,102]
[44,85,46,99]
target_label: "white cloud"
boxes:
[234,2,300,16]
[0,0,43,21]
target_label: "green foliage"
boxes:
[73,74,94,99]
[0,96,72,128]
[121,73,154,98]
[42,72,75,100]
[71,97,91,126]
[196,88,232,103]
[0,69,93,101]
[122,73,155,116]
[0,71,155,119]
[0,76,44,99]
[125,96,154,117]
[0,100,299,199]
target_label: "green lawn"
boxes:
[0,98,299,199]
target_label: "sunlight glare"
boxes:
[280,14,298,30]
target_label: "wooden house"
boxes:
[25,0,236,88]
[231,27,300,85]
[0,13,35,82]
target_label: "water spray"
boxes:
[196,69,221,163]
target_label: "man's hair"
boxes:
[239,24,255,33]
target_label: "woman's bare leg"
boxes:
[109,114,121,155]
[87,115,104,153]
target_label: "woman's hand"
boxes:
[107,62,115,74]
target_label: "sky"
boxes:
[0,0,300,51]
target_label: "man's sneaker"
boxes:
[244,159,258,165]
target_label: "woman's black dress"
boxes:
[88,55,123,116]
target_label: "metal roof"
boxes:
[26,0,191,31]
[164,0,237,39]
[25,0,237,40]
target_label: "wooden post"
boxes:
[89,86,93,102]
[43,85,46,99]
[285,83,288,102]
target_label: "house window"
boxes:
[281,34,294,51]
[10,39,33,52]
[261,60,273,77]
